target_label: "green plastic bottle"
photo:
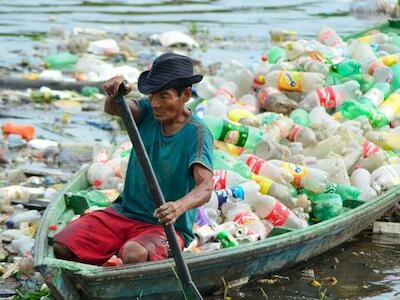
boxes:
[267,47,287,64]
[216,230,239,248]
[325,183,360,201]
[257,112,280,125]
[331,59,362,77]
[340,98,388,128]
[65,190,110,214]
[289,108,309,127]
[204,116,264,150]
[390,63,400,91]
[312,193,343,221]
[212,150,252,179]
[46,52,79,70]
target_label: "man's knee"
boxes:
[121,241,148,264]
[53,242,77,261]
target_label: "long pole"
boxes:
[114,83,203,300]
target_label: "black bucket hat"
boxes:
[137,53,203,94]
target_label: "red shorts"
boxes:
[53,207,184,266]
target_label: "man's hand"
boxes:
[103,76,140,119]
[154,202,183,226]
[103,76,132,98]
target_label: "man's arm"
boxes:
[103,75,141,121]
[154,164,213,225]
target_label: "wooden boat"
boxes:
[34,166,400,299]
[34,20,400,299]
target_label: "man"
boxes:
[53,53,214,265]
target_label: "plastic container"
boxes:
[2,122,36,140]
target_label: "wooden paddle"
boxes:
[114,82,203,300]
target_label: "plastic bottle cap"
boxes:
[49,225,58,231]
[5,220,14,228]
[261,54,268,62]
[94,179,103,187]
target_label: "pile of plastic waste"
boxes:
[182,27,400,252]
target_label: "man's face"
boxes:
[148,88,189,122]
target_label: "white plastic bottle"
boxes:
[306,155,350,185]
[299,81,361,111]
[304,135,346,158]
[287,125,318,148]
[212,170,248,190]
[204,181,260,210]
[240,154,293,185]
[221,200,268,240]
[6,210,41,228]
[10,236,34,256]
[251,194,308,229]
[269,160,330,193]
[265,71,325,93]
[317,27,344,47]
[350,168,377,200]
[371,164,400,191]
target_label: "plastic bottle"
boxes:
[358,32,389,44]
[325,183,361,201]
[268,47,288,64]
[6,210,41,228]
[1,123,36,140]
[340,98,388,128]
[204,116,263,150]
[195,76,222,100]
[350,168,377,200]
[364,130,400,150]
[194,221,238,245]
[287,125,318,148]
[212,170,248,190]
[378,89,400,124]
[204,181,260,210]
[371,164,400,191]
[363,82,391,107]
[298,81,361,111]
[46,52,79,70]
[221,200,268,240]
[263,116,295,142]
[251,194,308,229]
[290,108,310,127]
[227,107,259,125]
[304,135,346,158]
[239,94,260,114]
[251,174,295,208]
[269,160,329,193]
[240,154,293,185]
[257,86,298,115]
[303,59,330,76]
[282,40,307,60]
[213,150,253,179]
[309,107,340,138]
[351,41,392,82]
[87,39,120,55]
[10,236,34,256]
[312,193,343,221]
[253,55,272,88]
[317,27,344,47]
[0,186,44,202]
[214,141,244,157]
[331,59,362,77]
[220,60,254,98]
[253,140,292,162]
[216,230,240,248]
[269,28,297,43]
[265,71,325,93]
[87,161,123,189]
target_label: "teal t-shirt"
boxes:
[112,98,213,245]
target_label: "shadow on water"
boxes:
[208,230,400,300]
